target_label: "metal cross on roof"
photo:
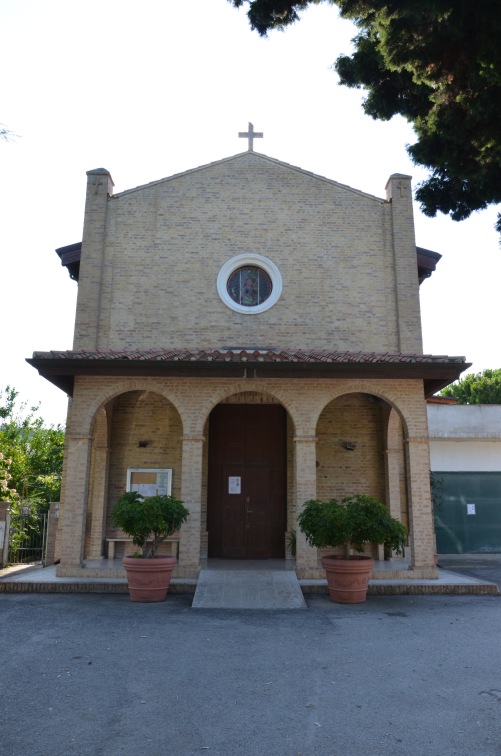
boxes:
[238,122,263,152]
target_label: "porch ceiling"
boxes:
[26,348,469,398]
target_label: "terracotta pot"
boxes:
[123,556,176,602]
[321,555,375,604]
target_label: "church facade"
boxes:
[29,141,467,580]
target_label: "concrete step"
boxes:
[192,568,307,609]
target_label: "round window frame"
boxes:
[217,254,282,315]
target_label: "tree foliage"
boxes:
[231,0,501,235]
[0,386,65,511]
[439,369,501,404]
[298,494,407,558]
[111,491,190,558]
[0,453,18,503]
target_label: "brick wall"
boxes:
[316,393,386,502]
[73,155,421,356]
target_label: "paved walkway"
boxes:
[1,557,499,600]
[438,553,501,591]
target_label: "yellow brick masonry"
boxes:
[55,375,437,579]
[385,174,423,353]
[72,157,422,357]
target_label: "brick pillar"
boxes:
[294,435,319,578]
[405,435,437,576]
[86,442,110,559]
[383,408,406,559]
[384,448,404,560]
[0,501,10,566]
[44,502,60,566]
[385,446,403,518]
[55,433,93,576]
[178,434,205,578]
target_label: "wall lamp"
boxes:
[138,440,149,448]
[343,442,357,451]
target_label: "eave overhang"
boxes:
[55,242,81,281]
[26,349,469,399]
[416,247,441,284]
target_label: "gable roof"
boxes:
[113,151,385,202]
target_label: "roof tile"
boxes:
[30,348,467,365]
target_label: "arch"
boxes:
[315,391,389,505]
[82,387,185,562]
[194,380,300,436]
[311,381,414,440]
[68,379,189,438]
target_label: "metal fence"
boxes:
[7,511,48,565]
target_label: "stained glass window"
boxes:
[227,266,272,307]
[217,254,282,314]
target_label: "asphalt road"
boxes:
[1,591,501,756]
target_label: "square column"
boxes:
[56,433,93,576]
[405,435,438,577]
[178,434,205,578]
[86,443,111,559]
[294,435,319,578]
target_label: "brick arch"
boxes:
[312,380,417,439]
[191,380,301,436]
[70,379,188,437]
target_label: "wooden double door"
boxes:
[207,404,287,559]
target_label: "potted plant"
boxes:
[298,494,407,604]
[111,491,189,602]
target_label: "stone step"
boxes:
[192,568,307,609]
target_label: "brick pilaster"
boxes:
[385,173,423,353]
[73,168,114,350]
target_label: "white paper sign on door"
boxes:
[228,476,241,494]
[467,503,476,515]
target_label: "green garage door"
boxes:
[434,472,501,553]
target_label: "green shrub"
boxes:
[111,492,189,559]
[298,494,407,558]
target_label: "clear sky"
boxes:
[1,0,500,427]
